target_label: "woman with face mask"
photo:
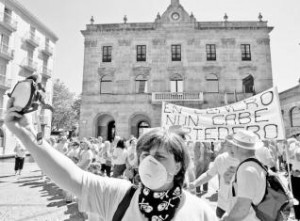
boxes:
[4,98,217,221]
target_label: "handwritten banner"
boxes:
[161,87,285,141]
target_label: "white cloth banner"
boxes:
[161,87,285,141]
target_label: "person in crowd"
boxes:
[13,141,26,175]
[255,140,276,170]
[125,138,138,183]
[66,141,80,163]
[77,139,94,171]
[290,140,300,220]
[194,142,213,194]
[188,135,240,218]
[112,138,128,178]
[4,101,218,221]
[99,140,112,177]
[54,136,69,155]
[220,130,266,221]
[184,141,196,192]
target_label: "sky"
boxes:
[18,0,300,95]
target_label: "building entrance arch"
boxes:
[96,114,115,142]
[130,114,151,138]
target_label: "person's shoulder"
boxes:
[239,159,266,175]
[180,190,217,219]
[182,190,213,208]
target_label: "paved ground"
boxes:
[0,158,296,220]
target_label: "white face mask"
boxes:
[139,155,170,190]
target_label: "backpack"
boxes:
[112,185,137,221]
[233,158,292,221]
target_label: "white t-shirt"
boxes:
[112,148,128,165]
[230,161,266,221]
[206,152,239,211]
[79,172,218,221]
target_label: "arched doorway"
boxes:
[96,114,115,141]
[130,114,151,138]
[107,121,115,142]
[138,121,150,138]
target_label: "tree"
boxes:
[51,79,79,132]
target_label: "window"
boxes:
[136,45,146,62]
[171,44,181,61]
[241,44,251,61]
[206,74,219,93]
[135,75,148,93]
[170,79,183,92]
[206,44,216,61]
[243,75,254,93]
[290,106,300,127]
[138,121,150,138]
[100,75,112,94]
[102,46,112,62]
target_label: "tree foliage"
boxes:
[51,79,81,132]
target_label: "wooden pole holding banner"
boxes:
[274,87,298,206]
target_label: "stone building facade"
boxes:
[0,0,58,155]
[280,82,300,138]
[80,0,273,140]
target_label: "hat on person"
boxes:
[226,130,263,150]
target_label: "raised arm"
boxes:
[4,98,84,197]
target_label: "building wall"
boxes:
[0,0,58,155]
[280,83,300,137]
[80,0,273,140]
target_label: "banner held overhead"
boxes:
[161,87,285,141]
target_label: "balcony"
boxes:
[0,12,17,32]
[40,43,53,56]
[152,92,204,103]
[0,74,12,91]
[24,32,40,48]
[39,66,52,79]
[0,44,14,61]
[20,58,37,73]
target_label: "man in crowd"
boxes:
[189,135,239,218]
[221,130,266,221]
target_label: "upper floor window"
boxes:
[243,75,254,93]
[136,45,146,62]
[135,75,148,93]
[100,75,112,94]
[102,46,112,62]
[206,73,219,93]
[206,44,216,61]
[171,44,181,61]
[241,44,251,61]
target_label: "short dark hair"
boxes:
[116,139,126,149]
[136,128,190,187]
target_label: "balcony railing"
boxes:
[0,12,17,31]
[0,74,12,90]
[39,66,52,79]
[24,31,40,47]
[0,44,14,61]
[152,92,204,103]
[20,58,37,72]
[40,43,53,56]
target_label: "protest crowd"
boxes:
[4,88,300,221]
